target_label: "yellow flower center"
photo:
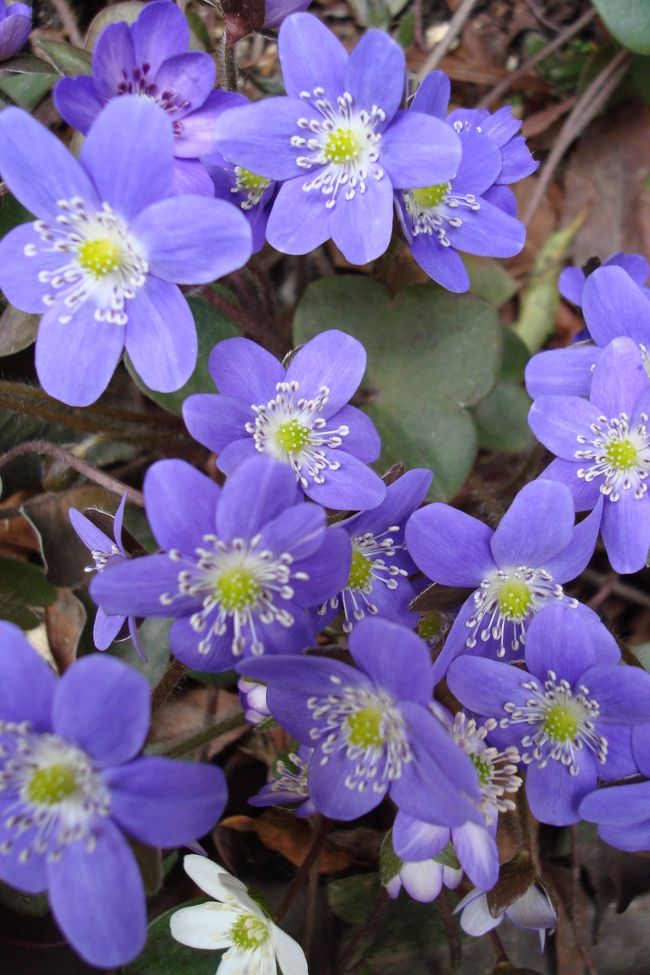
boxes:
[543,704,579,743]
[605,438,639,471]
[215,568,261,612]
[324,128,362,165]
[346,706,384,748]
[26,763,77,805]
[347,550,373,591]
[275,418,312,454]
[470,753,493,787]
[411,182,451,209]
[235,167,271,193]
[229,914,269,950]
[497,580,533,622]
[78,238,122,278]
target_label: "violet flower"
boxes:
[249,744,317,818]
[384,852,462,904]
[405,479,603,681]
[238,617,483,823]
[396,71,531,292]
[0,1,31,61]
[91,456,351,672]
[526,264,650,399]
[213,13,461,264]
[559,251,650,308]
[183,330,386,510]
[447,604,650,826]
[456,883,556,949]
[53,0,236,195]
[529,336,650,573]
[264,0,311,28]
[318,468,432,632]
[0,623,226,967]
[0,97,252,406]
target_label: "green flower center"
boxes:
[347,550,373,591]
[275,418,312,454]
[229,914,269,950]
[78,238,121,278]
[324,128,361,165]
[605,438,639,471]
[543,704,579,743]
[411,182,451,209]
[418,612,443,641]
[235,168,271,194]
[469,753,493,787]
[26,763,77,805]
[497,580,533,622]
[346,706,384,748]
[215,568,261,612]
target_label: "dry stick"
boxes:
[0,440,145,505]
[582,567,650,611]
[152,658,186,713]
[49,0,84,47]
[487,928,509,964]
[523,48,631,226]
[275,816,331,924]
[303,822,324,963]
[479,7,597,109]
[415,0,481,80]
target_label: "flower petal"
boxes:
[526,755,596,826]
[93,608,126,651]
[524,604,597,685]
[490,479,575,568]
[349,618,433,703]
[383,111,461,187]
[183,394,251,453]
[305,451,386,511]
[279,13,347,103]
[579,782,650,826]
[544,498,603,582]
[411,71,451,119]
[583,265,650,348]
[447,656,532,717]
[329,177,394,265]
[210,336,284,402]
[308,746,387,819]
[131,0,189,75]
[170,902,237,949]
[266,175,332,255]
[214,98,313,181]
[271,923,309,975]
[528,395,602,460]
[600,493,650,575]
[286,330,366,417]
[525,345,599,399]
[589,334,648,417]
[125,278,197,392]
[152,52,215,118]
[0,622,56,730]
[216,456,298,540]
[447,197,525,258]
[392,813,449,860]
[453,819,498,890]
[53,76,103,134]
[345,30,405,125]
[92,21,135,100]
[580,663,650,723]
[91,554,194,617]
[405,503,493,586]
[540,457,601,512]
[409,232,470,292]
[144,459,220,551]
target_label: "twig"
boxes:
[304,821,323,963]
[49,0,84,47]
[488,928,509,963]
[437,889,462,968]
[275,816,331,923]
[415,0,481,80]
[343,888,390,974]
[479,7,597,109]
[152,658,186,712]
[582,568,650,611]
[523,49,630,225]
[0,440,144,505]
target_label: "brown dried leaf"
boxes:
[487,851,536,917]
[44,588,86,673]
[150,688,246,759]
[222,809,353,873]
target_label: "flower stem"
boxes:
[150,711,248,758]
[152,658,186,713]
[223,30,239,91]
[275,815,331,923]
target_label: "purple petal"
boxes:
[540,457,602,512]
[579,781,650,826]
[393,813,449,860]
[598,820,650,852]
[53,76,103,134]
[482,183,517,216]
[580,663,650,723]
[452,129,502,197]
[172,158,214,196]
[0,622,55,731]
[497,136,538,184]
[91,554,193,617]
[287,330,366,418]
[291,527,351,606]
[216,455,298,540]
[113,495,127,551]
[583,265,650,348]
[0,108,98,221]
[633,723,650,778]
[459,892,501,936]
[525,345,599,399]
[0,7,31,60]
[125,278,196,392]
[490,480,575,568]
[544,498,603,583]
[144,459,219,551]
[104,757,226,846]
[589,334,647,417]
[305,451,386,510]
[35,301,125,407]
[381,111,460,188]
[406,503,493,586]
[48,818,146,968]
[214,98,313,181]
[447,656,531,716]
[93,608,126,651]
[410,232,470,292]
[257,502,326,562]
[279,12,347,103]
[0,222,68,313]
[345,30,404,126]
[209,336,284,402]
[349,618,433,703]
[92,21,135,100]
[559,265,586,305]
[600,493,650,575]
[80,96,174,221]
[330,405,381,463]
[348,468,432,537]
[430,595,476,684]
[528,395,602,460]
[526,755,596,826]
[453,820,498,890]
[601,724,637,780]
[524,604,597,685]
[330,177,394,265]
[309,746,387,819]
[176,90,241,158]
[411,71,451,119]
[578,604,620,665]
[0,823,47,894]
[131,0,189,75]
[447,198,525,258]
[217,437,258,474]
[68,508,113,554]
[183,393,251,453]
[52,655,150,766]
[264,0,312,27]
[151,52,215,118]
[266,175,332,254]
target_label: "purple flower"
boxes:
[559,251,650,308]
[238,676,271,725]
[396,72,529,292]
[69,495,145,658]
[526,264,650,399]
[456,883,556,949]
[392,710,521,890]
[529,337,650,573]
[237,617,483,823]
[0,1,31,61]
[213,13,461,264]
[249,744,317,818]
[183,330,386,510]
[405,479,603,681]
[447,604,650,826]
[53,0,235,195]
[264,0,311,28]
[0,623,226,967]
[203,93,277,253]
[0,97,252,406]
[384,852,462,903]
[91,456,351,672]
[318,468,432,633]
[578,721,650,852]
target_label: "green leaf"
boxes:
[466,255,519,308]
[35,40,92,77]
[0,54,58,76]
[379,832,402,885]
[433,842,461,870]
[110,618,171,687]
[471,328,533,453]
[592,0,650,55]
[124,898,223,975]
[0,71,55,109]
[0,554,57,629]
[126,296,238,415]
[0,881,49,917]
[294,277,502,499]
[0,194,30,237]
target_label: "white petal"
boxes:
[506,884,557,931]
[170,902,239,949]
[218,945,277,975]
[400,861,444,903]
[270,923,309,975]
[183,855,249,904]
[459,893,502,937]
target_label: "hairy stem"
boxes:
[151,711,248,758]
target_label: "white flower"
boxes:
[170,855,309,975]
